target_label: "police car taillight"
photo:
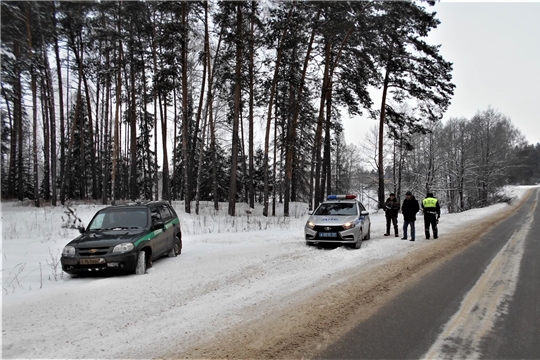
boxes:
[327,194,357,200]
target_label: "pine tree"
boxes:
[372,1,455,208]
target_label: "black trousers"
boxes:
[386,216,398,234]
[424,213,438,238]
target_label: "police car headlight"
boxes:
[113,243,134,253]
[343,222,355,230]
[306,221,316,229]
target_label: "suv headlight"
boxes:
[113,243,134,253]
[306,221,316,229]
[62,246,76,257]
[343,221,355,230]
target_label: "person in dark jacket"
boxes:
[422,192,441,239]
[383,193,400,237]
[401,191,420,241]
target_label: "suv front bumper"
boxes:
[61,252,138,274]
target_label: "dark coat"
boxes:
[384,198,400,218]
[401,196,420,221]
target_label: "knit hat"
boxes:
[389,193,395,197]
[405,191,412,196]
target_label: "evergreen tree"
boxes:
[372,1,455,208]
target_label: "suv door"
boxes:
[158,203,175,252]
[149,205,169,257]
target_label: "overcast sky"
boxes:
[343,1,540,146]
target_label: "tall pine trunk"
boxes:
[151,12,159,201]
[53,5,66,205]
[228,5,242,217]
[129,41,138,201]
[101,23,111,205]
[111,14,122,205]
[207,24,221,211]
[312,39,331,209]
[40,77,51,202]
[70,30,98,200]
[283,13,317,214]
[247,1,256,209]
[8,42,20,199]
[181,3,192,212]
[25,6,39,207]
[65,78,83,200]
[323,76,333,197]
[263,5,293,216]
[195,1,211,215]
[378,66,390,208]
[42,33,57,205]
[159,92,170,202]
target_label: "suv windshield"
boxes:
[88,209,149,230]
[314,203,357,216]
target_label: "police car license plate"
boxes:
[319,232,337,238]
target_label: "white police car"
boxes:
[305,194,371,249]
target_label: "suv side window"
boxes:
[150,206,162,226]
[166,204,178,218]
[159,204,173,223]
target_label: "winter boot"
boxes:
[384,225,390,236]
[434,229,438,239]
[425,231,430,240]
[394,226,399,237]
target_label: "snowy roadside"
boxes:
[1,186,536,359]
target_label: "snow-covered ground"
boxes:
[1,186,536,359]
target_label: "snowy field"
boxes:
[1,186,537,358]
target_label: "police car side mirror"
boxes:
[308,211,313,215]
[78,226,86,234]
[361,210,369,216]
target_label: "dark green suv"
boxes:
[61,202,182,276]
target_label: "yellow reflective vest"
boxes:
[422,197,438,209]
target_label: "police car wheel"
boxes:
[306,241,314,246]
[363,224,371,240]
[352,234,362,249]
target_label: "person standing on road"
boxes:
[422,192,441,239]
[401,191,420,241]
[383,193,400,237]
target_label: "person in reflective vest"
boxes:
[422,192,440,239]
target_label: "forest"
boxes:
[2,1,539,216]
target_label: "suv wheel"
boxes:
[168,235,181,257]
[135,250,147,275]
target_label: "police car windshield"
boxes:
[314,203,357,216]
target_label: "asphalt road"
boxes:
[316,188,540,360]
